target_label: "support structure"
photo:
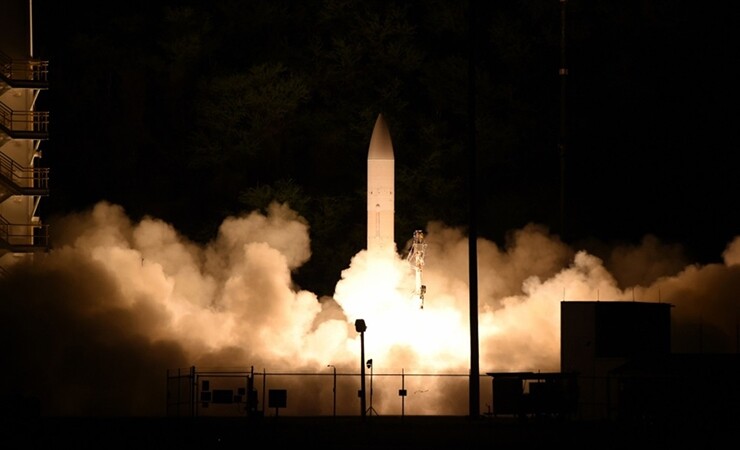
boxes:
[406,229,427,308]
[0,0,50,272]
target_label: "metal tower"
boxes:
[0,0,50,273]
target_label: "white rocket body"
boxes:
[367,114,395,254]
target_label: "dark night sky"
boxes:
[563,1,740,264]
[28,0,740,282]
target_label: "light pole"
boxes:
[366,359,377,415]
[354,319,367,418]
[327,364,336,416]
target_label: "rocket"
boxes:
[367,114,395,254]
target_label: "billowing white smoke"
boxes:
[1,201,738,416]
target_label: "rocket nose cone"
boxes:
[368,114,394,160]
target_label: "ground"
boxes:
[3,415,732,449]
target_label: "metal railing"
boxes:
[0,101,49,134]
[166,366,500,418]
[166,368,732,425]
[0,214,49,250]
[0,51,49,83]
[0,151,49,191]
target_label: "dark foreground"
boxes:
[2,415,732,449]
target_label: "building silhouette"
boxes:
[488,300,739,427]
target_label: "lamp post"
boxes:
[366,359,377,415]
[327,364,336,416]
[354,319,367,418]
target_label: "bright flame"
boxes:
[334,248,470,372]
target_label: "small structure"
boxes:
[561,300,673,420]
[268,389,287,416]
[406,229,427,308]
[486,372,578,419]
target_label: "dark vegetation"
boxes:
[34,1,737,296]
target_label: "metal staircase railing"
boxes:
[0,214,49,252]
[0,50,49,86]
[0,150,49,195]
[0,51,50,254]
[0,51,50,139]
[0,101,49,138]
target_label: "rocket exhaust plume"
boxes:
[367,114,395,254]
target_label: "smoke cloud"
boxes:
[1,201,738,416]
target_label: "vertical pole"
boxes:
[467,0,480,419]
[247,366,256,417]
[262,368,266,415]
[401,369,405,417]
[369,365,372,412]
[559,0,568,239]
[29,0,34,57]
[190,366,196,418]
[174,368,178,417]
[360,331,367,417]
